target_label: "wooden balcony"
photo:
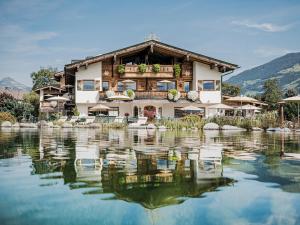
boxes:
[99,91,187,100]
[120,65,174,78]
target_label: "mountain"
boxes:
[0,77,31,92]
[227,52,300,95]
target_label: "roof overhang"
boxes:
[65,40,238,72]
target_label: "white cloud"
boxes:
[232,20,291,32]
[254,47,292,57]
[0,24,58,54]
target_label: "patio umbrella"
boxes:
[46,96,70,113]
[240,104,261,110]
[47,96,70,102]
[89,104,110,112]
[208,104,233,109]
[180,105,204,111]
[121,80,135,83]
[283,95,300,125]
[107,94,131,101]
[159,80,172,83]
[226,96,259,104]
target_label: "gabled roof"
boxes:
[65,40,238,71]
[34,85,64,93]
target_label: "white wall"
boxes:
[75,62,102,104]
[193,61,222,104]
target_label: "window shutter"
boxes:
[77,80,83,91]
[216,80,221,91]
[198,80,203,91]
[95,80,100,91]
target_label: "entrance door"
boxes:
[143,105,156,120]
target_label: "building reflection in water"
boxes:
[31,128,234,209]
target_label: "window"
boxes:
[102,81,109,91]
[184,82,190,92]
[157,81,176,91]
[109,107,119,116]
[203,80,215,91]
[83,80,95,91]
[118,81,136,91]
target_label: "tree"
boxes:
[222,82,241,96]
[284,88,298,121]
[31,67,58,90]
[23,92,40,117]
[262,79,282,111]
[0,92,35,122]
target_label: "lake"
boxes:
[0,128,300,225]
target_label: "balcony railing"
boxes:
[120,65,174,78]
[99,91,187,100]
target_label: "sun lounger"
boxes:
[114,116,124,123]
[69,116,79,123]
[57,116,68,123]
[128,116,148,128]
[85,116,95,124]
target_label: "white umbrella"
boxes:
[208,104,233,109]
[47,96,70,102]
[226,96,259,104]
[180,105,204,111]
[46,95,69,113]
[283,95,300,125]
[240,104,261,110]
[107,95,131,101]
[121,79,135,83]
[159,80,172,83]
[89,104,110,112]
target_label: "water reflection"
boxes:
[0,128,300,210]
[15,128,235,209]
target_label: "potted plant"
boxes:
[168,89,181,102]
[173,64,181,78]
[123,89,135,100]
[117,64,125,74]
[138,64,147,73]
[152,64,160,73]
[187,91,199,102]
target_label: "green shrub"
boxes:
[168,89,178,96]
[258,111,278,129]
[152,64,160,73]
[138,64,147,73]
[0,112,16,123]
[173,64,181,78]
[117,64,125,74]
[73,106,80,116]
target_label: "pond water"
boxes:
[0,128,300,225]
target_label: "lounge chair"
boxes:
[114,116,124,123]
[69,116,79,123]
[57,116,68,123]
[85,116,95,124]
[128,116,148,128]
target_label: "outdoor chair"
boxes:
[57,116,68,123]
[114,116,124,123]
[128,116,148,128]
[85,116,96,124]
[69,116,79,123]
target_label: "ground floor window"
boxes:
[157,81,176,91]
[102,81,109,91]
[184,82,191,92]
[174,107,184,118]
[108,107,119,117]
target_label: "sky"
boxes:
[0,0,300,86]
